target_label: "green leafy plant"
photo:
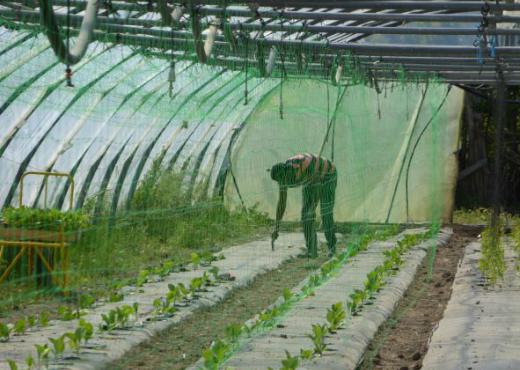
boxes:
[65,331,81,354]
[282,288,293,303]
[209,266,220,281]
[79,319,94,343]
[49,335,66,360]
[191,252,201,270]
[347,289,367,315]
[25,356,34,370]
[365,268,384,296]
[35,344,50,365]
[135,269,150,287]
[79,294,96,309]
[6,360,18,370]
[108,291,125,303]
[279,350,299,370]
[152,298,177,317]
[225,323,242,343]
[39,312,49,327]
[202,339,230,370]
[326,302,346,333]
[14,319,26,335]
[299,348,314,360]
[0,322,11,342]
[307,324,328,356]
[58,306,82,321]
[2,207,90,231]
[26,315,36,328]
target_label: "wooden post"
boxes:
[491,68,506,229]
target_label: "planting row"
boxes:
[190,225,425,370]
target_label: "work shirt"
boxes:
[284,153,336,186]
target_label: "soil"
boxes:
[111,248,330,370]
[357,225,481,370]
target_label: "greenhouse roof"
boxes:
[1,1,520,84]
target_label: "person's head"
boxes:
[270,162,295,184]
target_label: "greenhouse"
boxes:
[0,1,519,369]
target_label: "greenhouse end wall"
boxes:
[225,80,463,224]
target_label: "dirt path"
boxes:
[112,251,329,370]
[358,225,479,370]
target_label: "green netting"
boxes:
[0,15,458,369]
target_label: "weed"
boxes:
[224,323,242,342]
[479,225,505,284]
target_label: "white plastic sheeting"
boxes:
[0,29,279,211]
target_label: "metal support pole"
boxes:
[491,68,506,229]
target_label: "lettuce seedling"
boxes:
[307,324,328,356]
[0,322,11,342]
[49,336,66,360]
[39,312,49,327]
[326,302,346,333]
[191,252,201,270]
[282,288,293,303]
[280,350,299,370]
[225,323,242,343]
[79,319,93,343]
[35,344,50,366]
[202,339,230,370]
[79,294,96,309]
[6,360,17,370]
[14,319,26,335]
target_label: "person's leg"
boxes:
[302,184,319,258]
[320,173,337,256]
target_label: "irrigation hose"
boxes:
[40,0,98,65]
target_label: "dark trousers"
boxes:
[301,173,337,258]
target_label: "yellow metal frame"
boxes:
[0,171,74,291]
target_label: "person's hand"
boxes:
[271,229,279,241]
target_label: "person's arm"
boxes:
[272,186,287,240]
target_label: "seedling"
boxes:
[27,315,36,327]
[152,298,177,317]
[136,269,149,287]
[49,335,66,360]
[209,266,220,281]
[39,312,49,327]
[190,277,204,293]
[0,322,11,342]
[35,344,50,365]
[108,291,125,303]
[191,252,201,270]
[58,306,82,321]
[326,302,346,333]
[300,348,314,360]
[308,274,321,288]
[65,332,81,354]
[79,294,96,309]
[14,319,26,335]
[348,289,367,315]
[6,360,17,370]
[25,356,34,370]
[365,268,384,296]
[307,324,328,356]
[79,319,94,343]
[202,339,230,370]
[279,350,299,370]
[225,323,242,343]
[282,288,293,303]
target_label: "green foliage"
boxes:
[479,225,505,284]
[191,252,201,270]
[152,298,177,317]
[299,348,314,360]
[25,356,34,370]
[38,312,49,327]
[6,360,17,370]
[224,323,242,342]
[1,207,90,231]
[364,267,384,295]
[14,319,26,335]
[100,305,136,331]
[79,294,96,309]
[49,336,66,360]
[108,291,125,303]
[202,339,230,370]
[282,288,293,303]
[280,350,299,370]
[135,270,150,287]
[326,302,346,333]
[0,322,11,342]
[79,319,94,343]
[26,315,36,327]
[347,289,366,315]
[209,266,220,280]
[35,344,50,364]
[58,306,83,321]
[307,324,328,356]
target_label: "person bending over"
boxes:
[270,153,337,258]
